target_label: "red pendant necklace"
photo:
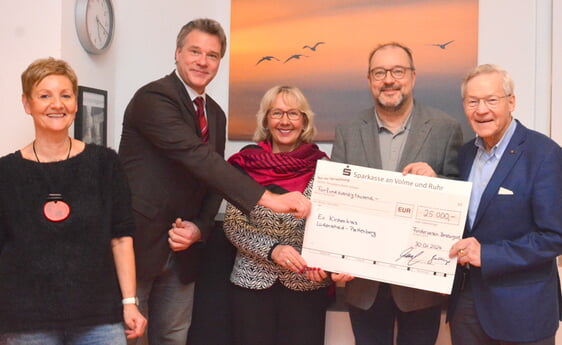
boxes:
[33,137,72,222]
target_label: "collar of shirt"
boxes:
[467,118,517,228]
[374,108,413,135]
[175,69,206,103]
[473,117,517,161]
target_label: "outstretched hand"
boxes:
[258,190,311,219]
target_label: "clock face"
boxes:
[86,0,113,50]
[75,0,114,54]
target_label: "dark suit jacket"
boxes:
[331,102,463,312]
[448,120,562,342]
[118,72,264,284]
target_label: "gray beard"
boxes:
[376,93,405,113]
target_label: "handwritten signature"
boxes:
[427,255,451,266]
[396,248,451,266]
[396,247,424,266]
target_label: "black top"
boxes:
[0,144,135,332]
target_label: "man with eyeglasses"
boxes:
[447,64,562,345]
[331,42,463,345]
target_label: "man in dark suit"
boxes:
[118,18,310,345]
[330,42,463,345]
[448,64,562,345]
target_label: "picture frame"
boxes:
[74,86,107,146]
[228,0,478,141]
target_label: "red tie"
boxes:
[194,96,208,142]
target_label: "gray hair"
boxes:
[176,18,227,57]
[461,64,514,98]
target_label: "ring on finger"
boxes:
[286,259,291,265]
[459,249,466,256]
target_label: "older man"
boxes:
[448,64,562,345]
[331,42,463,345]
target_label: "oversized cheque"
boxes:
[302,160,472,294]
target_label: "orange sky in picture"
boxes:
[229,0,478,141]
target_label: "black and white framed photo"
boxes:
[75,86,107,146]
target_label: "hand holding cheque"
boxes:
[302,160,472,294]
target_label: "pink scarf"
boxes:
[227,141,328,193]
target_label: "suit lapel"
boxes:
[461,143,478,181]
[399,104,431,169]
[171,72,216,148]
[472,124,526,229]
[171,72,199,123]
[461,143,478,233]
[359,109,382,168]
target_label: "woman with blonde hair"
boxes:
[224,85,332,345]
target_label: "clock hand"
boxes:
[96,17,102,41]
[96,16,109,36]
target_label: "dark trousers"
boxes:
[186,220,236,345]
[231,281,330,345]
[348,284,441,345]
[450,284,555,345]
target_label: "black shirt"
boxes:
[0,144,134,332]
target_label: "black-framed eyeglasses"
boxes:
[369,66,414,81]
[268,108,302,120]
[463,95,511,110]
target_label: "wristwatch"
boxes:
[122,297,139,306]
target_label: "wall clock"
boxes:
[75,0,115,54]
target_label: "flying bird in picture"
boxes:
[255,56,280,65]
[429,40,455,49]
[284,54,309,63]
[303,41,325,51]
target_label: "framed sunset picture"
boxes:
[229,0,478,142]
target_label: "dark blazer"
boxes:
[118,72,264,284]
[448,120,562,342]
[331,102,463,312]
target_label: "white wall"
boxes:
[478,0,552,138]
[60,0,118,146]
[0,0,230,155]
[2,0,559,157]
[1,0,62,154]
[552,0,562,145]
[111,0,232,149]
